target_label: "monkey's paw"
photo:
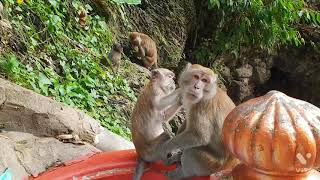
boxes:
[164,150,182,165]
[164,167,184,180]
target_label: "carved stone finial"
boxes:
[222,90,320,180]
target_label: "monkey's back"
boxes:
[140,34,157,58]
[190,88,235,158]
[108,51,121,65]
[130,84,164,157]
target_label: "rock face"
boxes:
[0,78,134,151]
[0,78,135,178]
[93,0,196,68]
[221,44,320,107]
[0,131,100,180]
[217,54,273,105]
[259,45,320,107]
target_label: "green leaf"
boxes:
[58,86,66,96]
[30,37,38,47]
[15,6,23,12]
[7,55,19,71]
[85,4,93,11]
[39,72,52,85]
[48,0,58,7]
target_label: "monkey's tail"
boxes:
[133,158,146,180]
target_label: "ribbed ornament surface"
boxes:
[222,90,320,174]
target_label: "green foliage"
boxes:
[1,0,137,139]
[204,0,320,59]
[111,0,141,5]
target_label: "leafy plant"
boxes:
[199,0,320,61]
[1,0,137,139]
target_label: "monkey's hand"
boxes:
[163,149,182,165]
[133,45,139,52]
[155,89,181,110]
[161,127,211,160]
[138,45,146,57]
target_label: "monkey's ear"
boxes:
[212,74,218,82]
[185,63,191,70]
[179,63,191,76]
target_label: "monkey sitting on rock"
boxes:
[129,32,158,70]
[107,42,123,73]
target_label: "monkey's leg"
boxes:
[165,163,185,180]
[142,57,153,69]
[133,158,146,180]
[180,148,222,178]
[116,63,120,73]
[134,133,171,180]
[143,132,171,162]
[149,133,182,166]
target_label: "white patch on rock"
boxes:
[94,133,103,144]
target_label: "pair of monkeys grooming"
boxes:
[108,32,158,73]
[130,63,239,180]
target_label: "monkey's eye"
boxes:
[201,78,208,83]
[193,75,200,80]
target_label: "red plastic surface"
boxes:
[29,149,215,180]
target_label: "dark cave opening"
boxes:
[255,67,293,97]
[255,66,320,107]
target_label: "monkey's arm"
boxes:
[161,119,212,154]
[155,89,181,110]
[163,104,181,122]
[138,45,145,57]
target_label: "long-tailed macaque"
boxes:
[131,68,182,180]
[161,63,239,179]
[108,42,123,73]
[129,32,158,69]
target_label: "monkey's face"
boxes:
[180,64,217,104]
[133,45,139,52]
[130,33,142,52]
[113,43,123,53]
[151,68,176,94]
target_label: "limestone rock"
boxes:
[0,78,134,151]
[0,131,100,180]
[235,64,253,79]
[253,64,271,85]
[230,78,254,104]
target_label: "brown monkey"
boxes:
[108,42,123,73]
[78,7,87,28]
[160,63,239,179]
[129,32,158,69]
[131,68,182,180]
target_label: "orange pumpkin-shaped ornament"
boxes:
[222,90,320,180]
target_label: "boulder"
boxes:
[0,78,134,151]
[0,131,100,180]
